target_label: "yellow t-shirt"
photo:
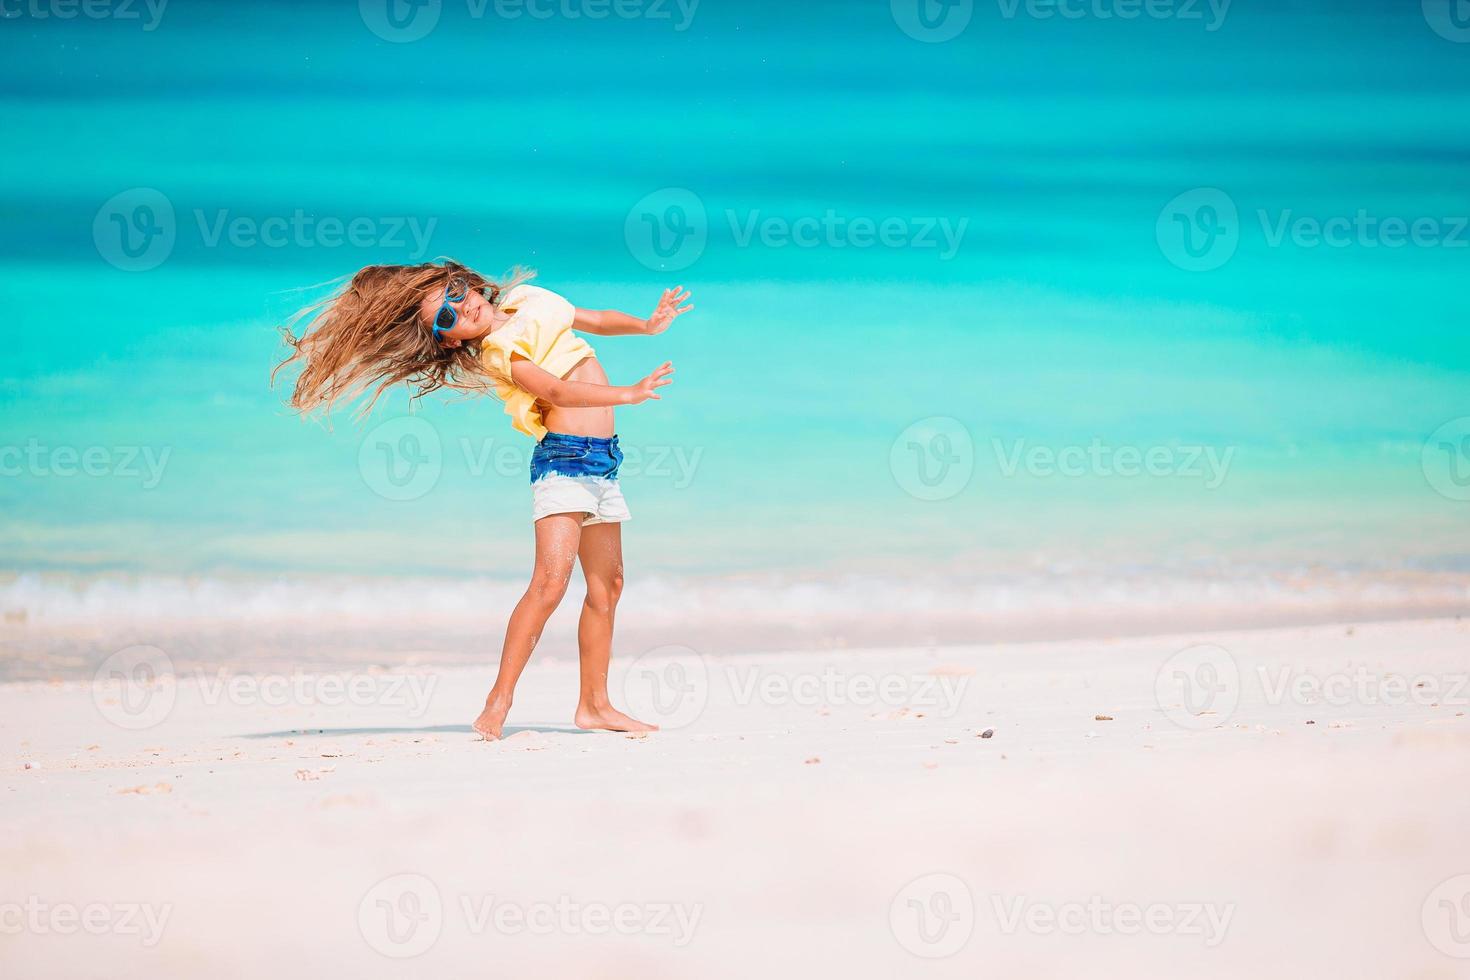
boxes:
[479,284,596,440]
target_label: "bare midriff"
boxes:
[539,355,616,438]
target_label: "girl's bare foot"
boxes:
[473,696,512,741]
[575,701,659,733]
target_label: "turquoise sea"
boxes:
[2,0,1469,668]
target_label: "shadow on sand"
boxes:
[235,724,594,739]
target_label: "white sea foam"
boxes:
[2,565,1465,630]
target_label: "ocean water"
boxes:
[2,0,1469,663]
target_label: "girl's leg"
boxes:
[473,513,583,740]
[572,521,657,733]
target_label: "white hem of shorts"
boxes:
[531,474,631,526]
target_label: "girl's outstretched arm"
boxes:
[574,287,693,336]
[509,357,674,407]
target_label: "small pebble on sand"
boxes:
[979,728,994,739]
[1094,714,1113,721]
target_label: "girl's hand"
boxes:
[644,287,693,335]
[625,361,675,403]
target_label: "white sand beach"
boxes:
[3,617,1469,977]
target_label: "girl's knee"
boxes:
[526,568,572,610]
[584,570,624,615]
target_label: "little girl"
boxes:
[275,259,692,739]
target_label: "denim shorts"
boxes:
[529,432,630,525]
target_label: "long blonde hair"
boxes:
[273,258,530,420]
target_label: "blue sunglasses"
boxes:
[432,276,470,343]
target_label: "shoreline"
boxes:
[2,565,1467,681]
[6,606,1469,683]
